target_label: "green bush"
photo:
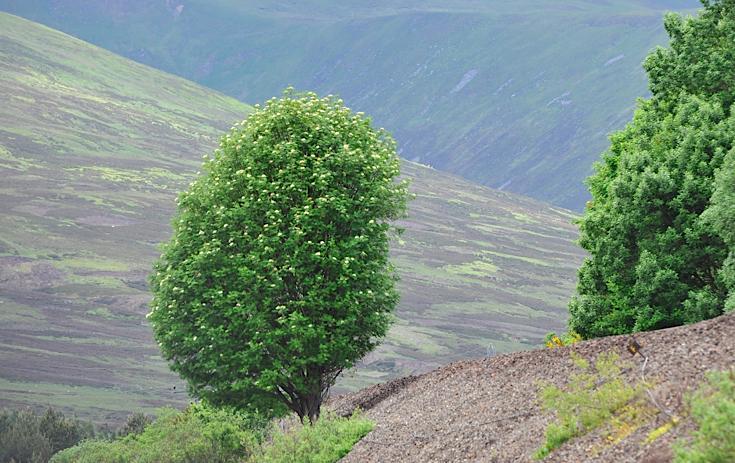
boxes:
[249,411,373,463]
[51,404,261,463]
[675,369,735,463]
[0,407,95,463]
[52,406,371,463]
[117,412,153,437]
[534,352,640,460]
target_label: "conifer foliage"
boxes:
[569,0,735,338]
[149,91,409,423]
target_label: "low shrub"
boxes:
[52,405,371,463]
[544,331,582,349]
[51,404,261,463]
[249,411,373,463]
[674,368,735,462]
[534,352,640,459]
[117,412,153,437]
[0,407,95,463]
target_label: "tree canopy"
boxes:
[148,91,409,423]
[569,0,735,338]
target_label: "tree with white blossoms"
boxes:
[148,90,409,423]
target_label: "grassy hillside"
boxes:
[0,0,699,210]
[0,13,584,422]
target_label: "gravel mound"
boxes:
[331,312,735,462]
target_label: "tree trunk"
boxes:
[297,392,322,424]
[306,395,321,424]
[277,368,341,424]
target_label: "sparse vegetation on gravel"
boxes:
[543,331,582,349]
[333,312,735,462]
[674,368,735,463]
[534,352,642,459]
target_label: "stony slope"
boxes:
[332,312,735,462]
[0,0,700,210]
[0,13,584,421]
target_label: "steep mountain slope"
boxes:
[0,0,700,209]
[0,12,253,421]
[332,312,735,462]
[0,13,584,421]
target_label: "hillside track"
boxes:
[332,313,735,462]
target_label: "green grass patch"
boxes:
[34,335,131,347]
[470,223,560,241]
[337,370,392,392]
[0,145,44,171]
[63,275,128,291]
[430,301,547,319]
[56,257,131,272]
[393,256,482,286]
[0,299,45,323]
[480,249,554,267]
[66,166,187,188]
[388,322,452,356]
[85,307,137,321]
[443,259,499,277]
[446,198,470,206]
[511,212,537,224]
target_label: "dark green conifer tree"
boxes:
[569,0,735,337]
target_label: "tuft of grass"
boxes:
[56,257,131,272]
[533,352,641,460]
[674,368,735,462]
[644,416,679,445]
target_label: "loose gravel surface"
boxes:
[331,313,735,462]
